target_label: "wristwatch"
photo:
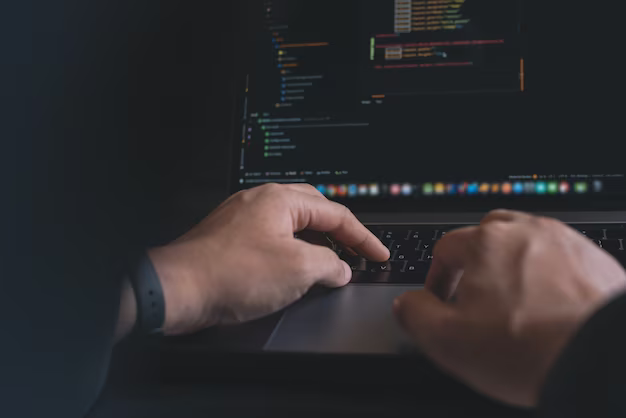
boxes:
[128,254,166,336]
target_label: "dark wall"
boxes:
[5,0,239,247]
[127,1,236,191]
[1,4,240,416]
[124,1,237,243]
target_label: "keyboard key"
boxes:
[605,228,626,240]
[394,249,420,261]
[390,242,418,252]
[366,261,401,273]
[362,224,626,278]
[358,261,406,274]
[418,241,434,251]
[377,227,408,238]
[349,258,367,272]
[415,249,434,262]
[390,261,407,272]
[406,261,431,274]
[575,227,605,240]
[405,261,418,273]
[341,253,366,271]
[603,239,624,254]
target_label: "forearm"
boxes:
[115,278,137,343]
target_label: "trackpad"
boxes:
[264,285,421,355]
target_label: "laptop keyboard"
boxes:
[338,224,626,285]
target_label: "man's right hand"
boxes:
[393,210,626,408]
[146,184,389,337]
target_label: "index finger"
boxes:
[289,193,390,262]
[426,226,478,300]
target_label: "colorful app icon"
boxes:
[358,184,368,196]
[369,183,380,196]
[513,182,524,194]
[467,183,479,195]
[338,185,348,197]
[390,184,402,196]
[423,183,434,195]
[502,182,513,195]
[458,183,468,195]
[447,184,457,195]
[402,183,413,196]
[559,181,570,194]
[479,183,490,194]
[536,182,547,195]
[327,185,337,197]
[575,182,588,194]
[593,180,603,193]
[348,184,358,197]
[490,183,500,194]
[435,183,446,195]
[524,182,535,194]
[316,185,327,196]
[547,182,558,194]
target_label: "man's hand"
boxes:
[147,184,389,336]
[393,210,626,407]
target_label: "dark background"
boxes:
[123,0,237,245]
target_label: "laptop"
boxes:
[226,0,626,354]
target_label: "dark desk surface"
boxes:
[90,313,533,418]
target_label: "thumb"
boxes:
[393,289,457,354]
[296,241,352,288]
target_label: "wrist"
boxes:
[148,244,220,336]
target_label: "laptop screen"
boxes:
[231,0,625,212]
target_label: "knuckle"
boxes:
[301,183,319,193]
[481,209,509,224]
[535,216,562,229]
[336,203,352,219]
[232,189,253,203]
[259,183,284,195]
[485,209,506,218]
[259,183,292,204]
[477,220,510,242]
[325,202,352,228]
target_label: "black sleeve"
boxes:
[538,293,626,418]
[0,1,158,417]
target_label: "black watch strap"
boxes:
[128,254,166,336]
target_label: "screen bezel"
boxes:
[227,0,626,214]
